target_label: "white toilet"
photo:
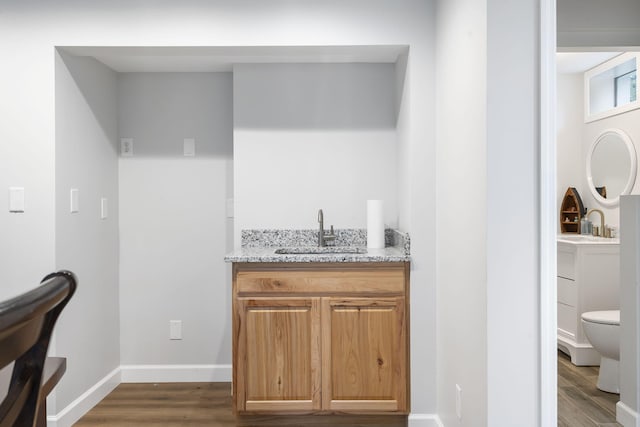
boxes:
[581,310,620,394]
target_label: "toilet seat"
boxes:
[581,310,620,325]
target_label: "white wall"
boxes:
[0,12,56,300]
[487,0,541,424]
[619,195,640,426]
[54,51,120,414]
[393,10,439,419]
[118,73,233,368]
[434,1,544,425]
[557,72,585,232]
[435,0,487,425]
[395,52,411,232]
[233,63,398,245]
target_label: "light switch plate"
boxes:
[183,138,195,156]
[170,320,182,340]
[101,197,108,219]
[121,138,133,157]
[70,189,79,213]
[9,187,25,212]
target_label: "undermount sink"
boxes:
[274,246,368,255]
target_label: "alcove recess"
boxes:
[560,187,585,234]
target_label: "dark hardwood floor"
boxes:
[75,352,621,426]
[557,350,621,427]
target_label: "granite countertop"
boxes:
[224,229,411,263]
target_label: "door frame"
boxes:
[540,0,558,424]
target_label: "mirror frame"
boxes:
[586,128,637,207]
[584,52,640,123]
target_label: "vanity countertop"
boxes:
[557,234,619,245]
[224,229,411,263]
[224,245,409,263]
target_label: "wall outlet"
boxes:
[456,384,462,420]
[121,138,134,157]
[169,320,182,340]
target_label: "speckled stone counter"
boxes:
[224,229,410,263]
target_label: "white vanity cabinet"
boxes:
[557,238,619,365]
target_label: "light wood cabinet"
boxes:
[321,297,406,412]
[232,262,409,415]
[237,298,321,412]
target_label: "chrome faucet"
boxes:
[586,208,605,237]
[317,209,336,246]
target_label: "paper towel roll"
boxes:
[367,200,385,249]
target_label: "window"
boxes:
[585,52,640,122]
[615,70,637,106]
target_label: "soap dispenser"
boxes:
[580,216,588,234]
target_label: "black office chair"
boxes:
[0,271,77,427]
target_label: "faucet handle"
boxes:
[324,225,336,244]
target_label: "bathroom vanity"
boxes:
[557,235,619,365]
[225,229,410,415]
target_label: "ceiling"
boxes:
[556,52,621,74]
[63,46,623,77]
[60,46,408,73]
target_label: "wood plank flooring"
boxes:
[75,352,621,426]
[75,382,407,426]
[75,383,235,426]
[557,350,621,427]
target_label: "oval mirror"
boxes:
[586,128,637,207]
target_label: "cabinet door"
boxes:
[236,298,321,412]
[321,297,407,413]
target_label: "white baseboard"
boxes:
[48,364,430,427]
[47,366,121,427]
[557,336,601,366]
[409,413,444,427]
[120,364,232,383]
[617,401,640,427]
